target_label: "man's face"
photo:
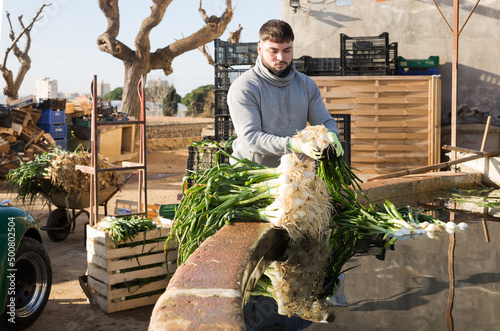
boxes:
[258,40,293,77]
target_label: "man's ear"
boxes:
[257,42,262,55]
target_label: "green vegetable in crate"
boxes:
[96,215,161,247]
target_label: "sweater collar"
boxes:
[254,56,295,87]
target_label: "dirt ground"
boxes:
[0,117,212,331]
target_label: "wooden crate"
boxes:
[11,108,33,134]
[313,75,441,177]
[86,225,177,313]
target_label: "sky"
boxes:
[0,0,282,99]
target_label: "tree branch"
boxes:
[134,0,171,63]
[97,0,134,61]
[227,24,243,43]
[1,4,49,102]
[2,4,49,68]
[150,0,233,74]
[198,44,214,66]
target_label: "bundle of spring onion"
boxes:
[167,152,333,264]
[5,147,122,204]
[252,233,336,322]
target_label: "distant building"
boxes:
[97,81,111,97]
[35,77,58,101]
[147,78,170,87]
[74,94,90,103]
[63,92,80,101]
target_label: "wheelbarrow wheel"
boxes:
[46,208,71,242]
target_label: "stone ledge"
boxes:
[150,222,285,330]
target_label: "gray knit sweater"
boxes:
[227,56,340,167]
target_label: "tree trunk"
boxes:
[121,60,146,120]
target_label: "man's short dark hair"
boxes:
[259,19,294,43]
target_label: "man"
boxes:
[227,19,343,167]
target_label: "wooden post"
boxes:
[480,116,492,151]
[450,0,459,164]
[430,0,481,165]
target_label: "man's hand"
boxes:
[320,145,340,161]
[290,138,321,159]
[327,131,344,157]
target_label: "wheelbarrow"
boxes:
[40,172,135,242]
[40,187,119,242]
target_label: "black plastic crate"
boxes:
[185,144,230,188]
[215,115,235,142]
[215,90,229,116]
[388,42,398,75]
[214,66,249,91]
[306,58,341,76]
[341,50,398,76]
[340,32,397,76]
[293,56,340,76]
[186,144,230,172]
[0,106,11,128]
[330,114,351,165]
[214,39,258,66]
[38,98,66,110]
[341,32,389,53]
[294,56,308,74]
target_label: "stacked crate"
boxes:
[0,105,11,128]
[340,32,398,76]
[37,99,67,150]
[213,39,258,142]
[294,56,341,76]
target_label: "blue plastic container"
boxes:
[38,123,67,139]
[39,109,66,124]
[398,67,440,76]
[54,137,67,150]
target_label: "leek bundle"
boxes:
[253,233,336,323]
[167,153,334,264]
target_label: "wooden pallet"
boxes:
[86,225,177,313]
[313,75,441,176]
[18,123,56,153]
[11,108,33,134]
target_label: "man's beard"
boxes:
[261,56,292,78]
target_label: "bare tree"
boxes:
[97,0,233,119]
[1,4,50,104]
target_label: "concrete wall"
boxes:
[281,0,500,127]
